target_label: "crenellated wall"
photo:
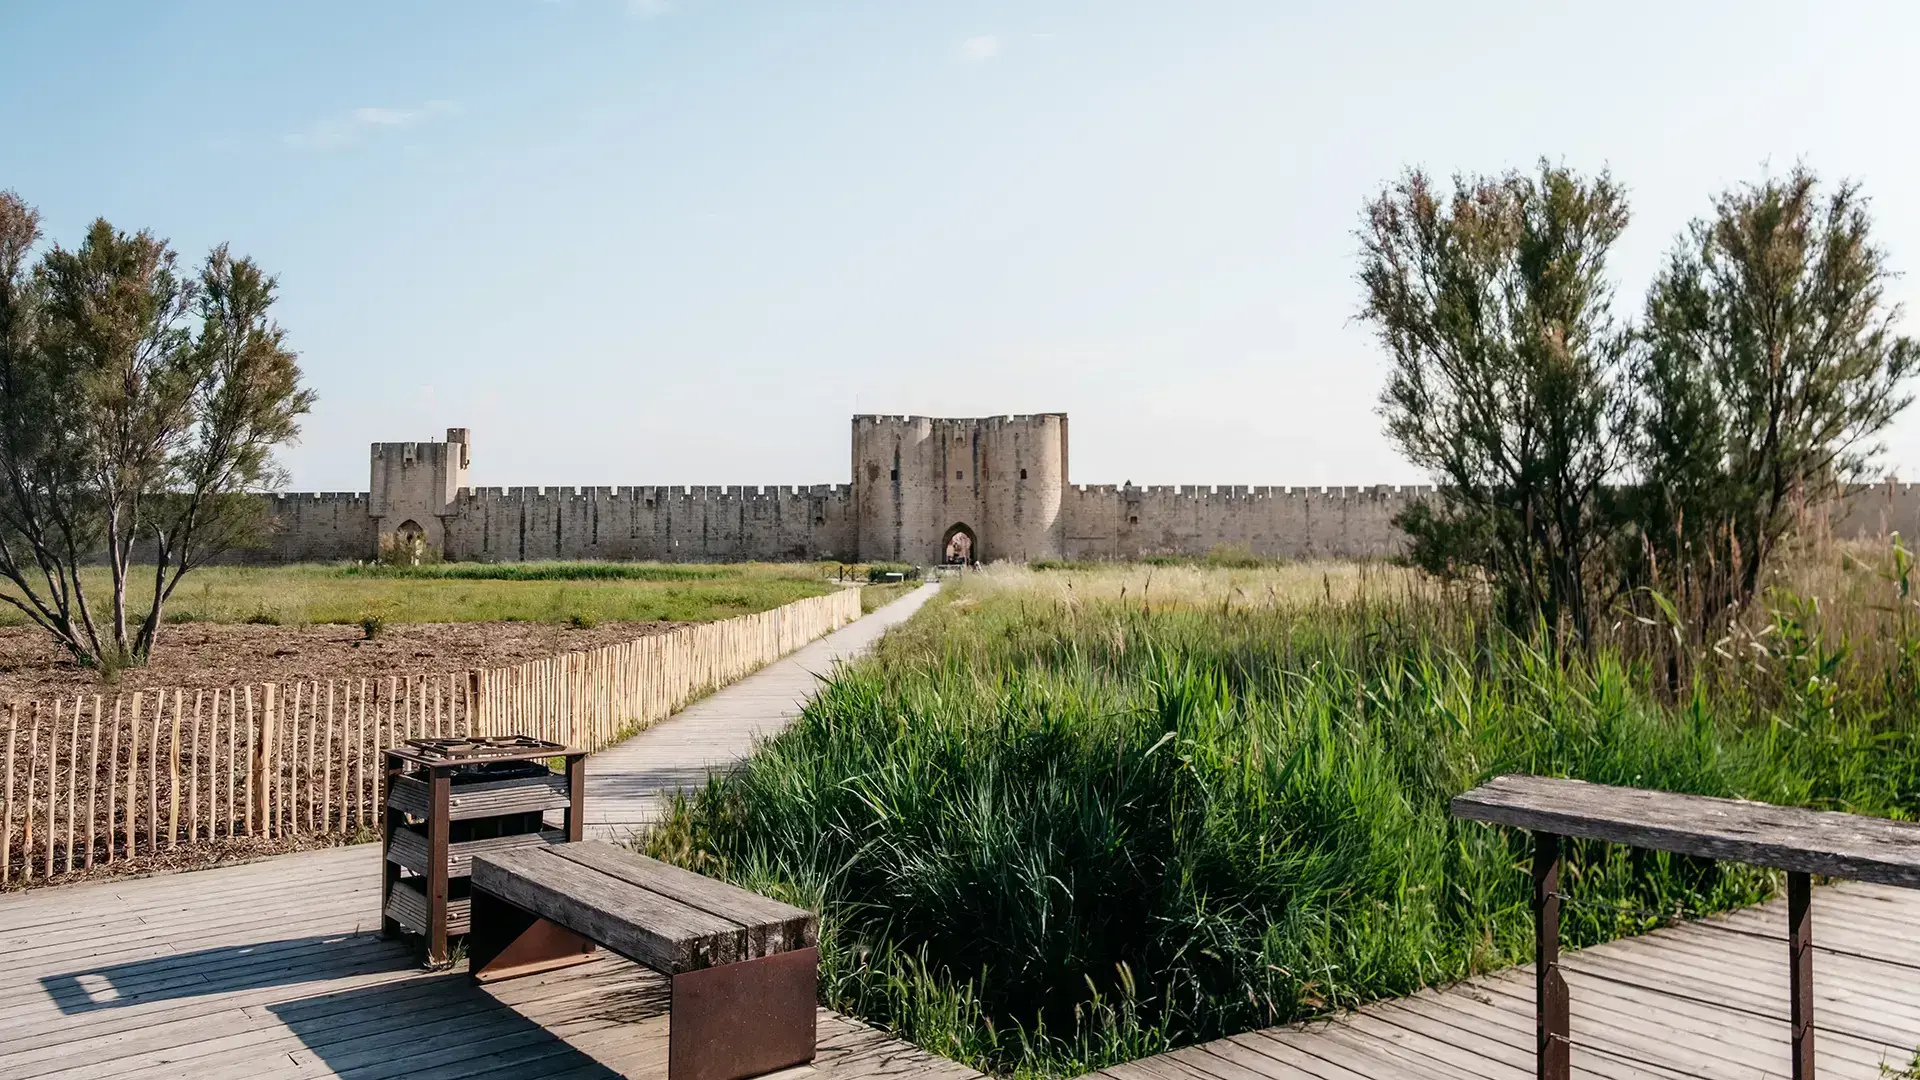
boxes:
[442,484,858,562]
[237,417,1920,566]
[1063,483,1431,561]
[247,493,378,564]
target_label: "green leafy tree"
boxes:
[1637,168,1917,620]
[1358,163,1634,639]
[0,191,314,668]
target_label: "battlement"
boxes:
[269,491,370,504]
[1070,483,1436,499]
[854,413,1067,427]
[455,484,854,503]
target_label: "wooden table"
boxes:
[1454,774,1920,1080]
[470,839,819,1080]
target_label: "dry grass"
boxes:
[979,559,1432,610]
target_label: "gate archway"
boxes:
[942,522,977,566]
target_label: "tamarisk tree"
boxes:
[0,191,313,668]
[1358,163,1634,640]
[1637,168,1917,618]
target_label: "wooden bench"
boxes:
[469,839,819,1080]
[1454,774,1920,1080]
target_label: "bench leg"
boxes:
[1789,870,1815,1080]
[1534,832,1569,1080]
[670,947,818,1080]
[468,886,597,983]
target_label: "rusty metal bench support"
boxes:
[670,947,819,1080]
[468,882,818,1080]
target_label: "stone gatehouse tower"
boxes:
[851,414,1069,564]
[369,428,470,554]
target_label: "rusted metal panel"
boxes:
[670,947,819,1080]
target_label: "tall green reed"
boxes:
[649,565,1920,1079]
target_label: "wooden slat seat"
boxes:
[1453,774,1920,887]
[469,839,820,1080]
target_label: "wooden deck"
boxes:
[1094,881,1920,1080]
[0,583,955,1080]
[0,844,981,1079]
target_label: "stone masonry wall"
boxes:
[441,485,858,563]
[1063,484,1427,561]
[238,493,378,564]
[237,416,1920,566]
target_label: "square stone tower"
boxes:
[368,428,470,557]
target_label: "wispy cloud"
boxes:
[283,100,459,152]
[958,35,1001,62]
[627,0,671,18]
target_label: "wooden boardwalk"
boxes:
[1093,881,1920,1080]
[0,584,962,1080]
[583,583,937,837]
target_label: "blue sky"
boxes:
[4,1,1918,491]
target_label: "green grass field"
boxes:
[650,556,1920,1078]
[1,561,846,627]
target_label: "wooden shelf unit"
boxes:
[380,737,587,966]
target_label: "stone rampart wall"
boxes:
[1063,484,1430,561]
[441,484,858,562]
[239,479,1920,566]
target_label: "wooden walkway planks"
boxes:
[583,584,938,838]
[0,584,964,1080]
[0,844,979,1080]
[1093,881,1920,1080]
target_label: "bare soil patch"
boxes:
[0,620,689,701]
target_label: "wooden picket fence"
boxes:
[0,587,864,886]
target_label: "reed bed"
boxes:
[651,553,1920,1078]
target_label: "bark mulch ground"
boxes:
[0,620,689,702]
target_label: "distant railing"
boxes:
[1454,774,1920,1080]
[0,587,863,887]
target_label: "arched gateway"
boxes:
[942,523,977,565]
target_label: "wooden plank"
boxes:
[547,840,816,955]
[385,875,472,937]
[387,773,572,821]
[385,826,568,878]
[470,846,747,973]
[1453,774,1920,886]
